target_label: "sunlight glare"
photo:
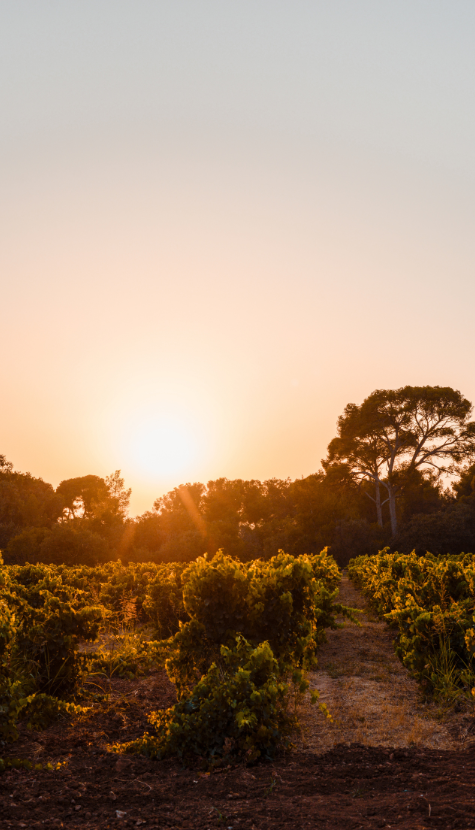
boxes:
[128,415,199,478]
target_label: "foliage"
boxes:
[1,538,346,762]
[56,471,131,522]
[0,757,64,774]
[1,555,182,739]
[14,592,102,696]
[0,560,102,740]
[143,566,189,637]
[391,501,475,557]
[349,549,475,698]
[21,694,89,730]
[87,634,166,681]
[246,551,347,668]
[325,386,475,535]
[1,463,133,565]
[182,553,250,645]
[112,548,349,764]
[0,469,63,548]
[112,637,293,764]
[164,549,352,697]
[130,473,386,567]
[5,523,110,567]
[2,453,457,570]
[453,462,475,501]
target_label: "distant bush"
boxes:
[391,502,475,557]
[5,523,109,567]
[3,527,50,564]
[329,519,387,567]
[155,530,207,563]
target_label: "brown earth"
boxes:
[2,577,475,829]
[298,576,475,753]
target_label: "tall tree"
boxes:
[57,475,110,520]
[56,471,130,522]
[325,386,475,535]
[0,455,13,472]
[0,461,62,547]
[452,462,475,502]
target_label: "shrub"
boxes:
[349,549,475,697]
[142,565,188,638]
[39,524,109,566]
[4,527,50,565]
[113,549,349,764]
[113,637,293,764]
[4,524,109,567]
[182,553,250,644]
[15,593,103,696]
[0,561,103,741]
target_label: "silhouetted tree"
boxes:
[5,523,108,566]
[0,464,62,547]
[57,471,131,523]
[325,386,475,535]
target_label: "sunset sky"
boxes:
[2,2,475,515]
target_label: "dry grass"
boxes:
[297,575,474,754]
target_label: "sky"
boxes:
[1,1,475,515]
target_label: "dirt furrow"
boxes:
[298,575,474,754]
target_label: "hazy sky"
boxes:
[2,1,475,514]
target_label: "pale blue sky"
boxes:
[2,1,475,172]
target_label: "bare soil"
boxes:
[298,576,475,753]
[2,577,475,829]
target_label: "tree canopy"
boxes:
[56,471,131,522]
[325,386,475,535]
[3,385,475,567]
[0,467,63,548]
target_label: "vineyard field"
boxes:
[1,548,475,828]
[348,549,475,701]
[1,548,350,766]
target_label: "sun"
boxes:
[128,415,199,478]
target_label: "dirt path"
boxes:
[298,574,475,754]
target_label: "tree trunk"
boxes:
[375,480,383,527]
[387,486,398,536]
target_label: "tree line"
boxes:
[2,385,475,568]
